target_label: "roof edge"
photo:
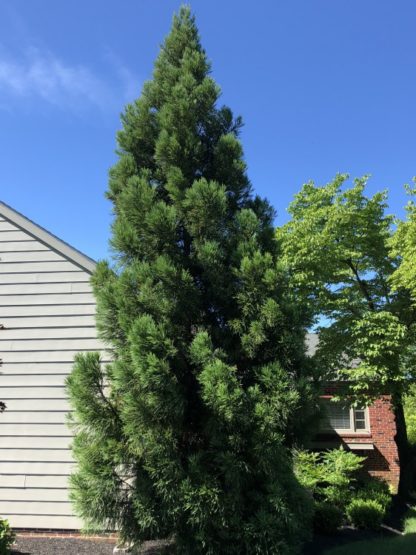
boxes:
[0,201,97,274]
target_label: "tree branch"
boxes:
[343,259,375,311]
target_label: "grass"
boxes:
[403,506,416,534]
[323,506,416,555]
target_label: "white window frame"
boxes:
[321,399,370,434]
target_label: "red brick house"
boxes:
[306,333,400,491]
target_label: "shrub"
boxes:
[294,447,364,510]
[403,505,416,534]
[0,518,15,555]
[404,384,416,446]
[346,498,385,529]
[313,502,344,535]
[354,478,391,513]
[295,449,393,534]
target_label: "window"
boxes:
[321,399,369,433]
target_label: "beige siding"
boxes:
[0,412,70,424]
[0,327,97,340]
[0,271,90,284]
[1,304,95,316]
[3,515,82,529]
[0,282,91,294]
[0,261,79,272]
[0,436,71,449]
[0,214,103,529]
[0,488,70,501]
[0,292,95,305]
[0,315,96,328]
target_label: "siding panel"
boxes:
[0,449,73,461]
[1,387,69,399]
[1,399,71,412]
[0,375,69,387]
[0,250,63,262]
[2,350,101,362]
[0,261,80,272]
[0,489,69,502]
[0,221,25,232]
[0,436,71,449]
[0,241,48,252]
[1,501,73,515]
[3,363,86,375]
[3,361,110,373]
[1,304,95,316]
[0,326,97,340]
[4,515,82,529]
[0,282,91,295]
[0,208,102,529]
[0,337,105,351]
[0,411,69,424]
[0,315,96,328]
[0,292,95,305]
[0,424,72,436]
[0,230,31,241]
[0,462,74,474]
[0,271,88,284]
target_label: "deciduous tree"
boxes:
[390,183,416,303]
[278,175,416,492]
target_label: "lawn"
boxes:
[324,507,416,555]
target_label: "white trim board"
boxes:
[0,202,96,273]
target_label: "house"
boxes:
[0,201,106,530]
[0,202,400,531]
[306,333,400,491]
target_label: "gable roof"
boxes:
[0,201,96,274]
[306,332,319,356]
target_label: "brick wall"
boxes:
[315,393,400,492]
[339,396,400,491]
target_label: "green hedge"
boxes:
[0,519,15,555]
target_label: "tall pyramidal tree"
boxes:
[67,7,314,554]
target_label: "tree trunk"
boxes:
[392,395,410,497]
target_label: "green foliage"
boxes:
[313,502,343,535]
[324,505,416,555]
[294,448,364,509]
[390,183,416,304]
[353,478,391,513]
[278,176,416,400]
[0,519,15,555]
[278,176,416,487]
[67,7,315,554]
[294,449,393,534]
[403,505,416,534]
[404,384,416,445]
[346,498,385,530]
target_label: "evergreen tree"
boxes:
[67,8,314,553]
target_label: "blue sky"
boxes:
[0,1,414,260]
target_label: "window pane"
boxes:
[327,403,351,430]
[355,419,366,430]
[354,409,367,430]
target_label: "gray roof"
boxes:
[0,201,96,274]
[305,332,319,356]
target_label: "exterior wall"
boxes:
[0,215,106,529]
[362,397,400,490]
[315,392,400,491]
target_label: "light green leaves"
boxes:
[390,182,416,304]
[279,175,414,401]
